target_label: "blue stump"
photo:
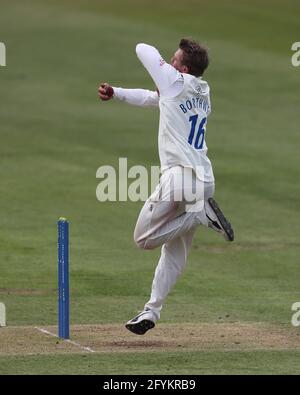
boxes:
[58,218,70,339]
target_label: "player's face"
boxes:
[171,49,188,73]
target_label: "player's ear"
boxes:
[181,65,189,74]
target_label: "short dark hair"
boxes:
[179,38,209,77]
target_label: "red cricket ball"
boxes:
[105,86,114,98]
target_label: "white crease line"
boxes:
[34,327,96,353]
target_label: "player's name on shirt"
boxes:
[179,97,210,115]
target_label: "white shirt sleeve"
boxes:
[113,87,159,107]
[135,43,184,98]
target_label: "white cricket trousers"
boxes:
[133,166,215,320]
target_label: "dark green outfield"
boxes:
[1,351,300,375]
[0,0,300,374]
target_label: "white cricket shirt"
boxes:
[113,43,214,182]
[158,73,214,182]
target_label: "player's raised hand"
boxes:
[98,83,114,101]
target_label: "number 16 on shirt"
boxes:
[188,115,207,150]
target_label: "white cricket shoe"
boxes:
[125,308,156,335]
[205,197,234,242]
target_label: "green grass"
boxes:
[1,351,300,375]
[0,0,300,374]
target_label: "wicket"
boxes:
[0,302,6,327]
[58,217,70,339]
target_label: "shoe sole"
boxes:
[208,198,234,242]
[125,319,155,335]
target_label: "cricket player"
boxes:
[98,38,234,335]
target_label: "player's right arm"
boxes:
[98,83,159,107]
[135,43,183,98]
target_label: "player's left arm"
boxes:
[98,83,159,107]
[113,87,159,107]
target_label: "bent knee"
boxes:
[134,234,156,250]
